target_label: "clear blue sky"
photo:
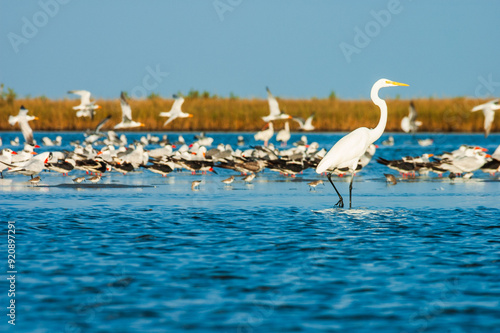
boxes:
[1,0,500,100]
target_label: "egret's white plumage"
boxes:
[159,95,193,126]
[471,99,500,138]
[114,92,144,129]
[316,78,408,208]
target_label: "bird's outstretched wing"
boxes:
[170,95,185,115]
[293,117,305,128]
[120,92,132,122]
[163,116,176,127]
[68,90,92,105]
[266,87,280,117]
[95,115,111,132]
[408,101,418,122]
[18,119,34,145]
[304,114,315,127]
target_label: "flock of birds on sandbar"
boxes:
[1,79,499,208]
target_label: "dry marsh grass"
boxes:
[0,97,495,133]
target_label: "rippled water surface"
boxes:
[1,132,499,332]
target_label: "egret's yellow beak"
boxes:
[387,80,409,87]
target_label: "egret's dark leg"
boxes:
[326,173,344,208]
[349,174,354,209]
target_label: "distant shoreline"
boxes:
[0,97,496,133]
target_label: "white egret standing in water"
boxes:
[316,78,409,208]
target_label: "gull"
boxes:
[293,114,315,131]
[307,179,324,191]
[471,99,500,138]
[114,92,145,129]
[68,90,102,119]
[8,105,38,145]
[401,101,422,133]
[254,123,274,147]
[0,148,17,178]
[159,95,193,126]
[316,78,408,208]
[276,122,291,146]
[84,115,112,144]
[382,136,394,146]
[2,152,52,179]
[418,138,433,147]
[262,87,292,122]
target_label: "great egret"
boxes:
[159,94,193,126]
[471,99,500,138]
[114,92,145,129]
[315,78,409,208]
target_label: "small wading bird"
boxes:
[471,99,500,138]
[159,94,193,126]
[307,179,324,191]
[114,92,145,129]
[384,174,397,185]
[221,175,235,185]
[29,176,41,186]
[191,180,201,190]
[68,90,102,119]
[315,78,408,208]
[73,176,85,183]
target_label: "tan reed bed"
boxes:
[0,97,495,133]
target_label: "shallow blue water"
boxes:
[1,132,499,332]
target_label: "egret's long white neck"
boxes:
[369,82,388,144]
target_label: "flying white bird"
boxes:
[471,99,500,138]
[159,95,193,126]
[262,87,292,122]
[401,101,422,133]
[114,92,145,129]
[316,78,408,208]
[293,114,315,131]
[68,90,102,119]
[8,105,38,145]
